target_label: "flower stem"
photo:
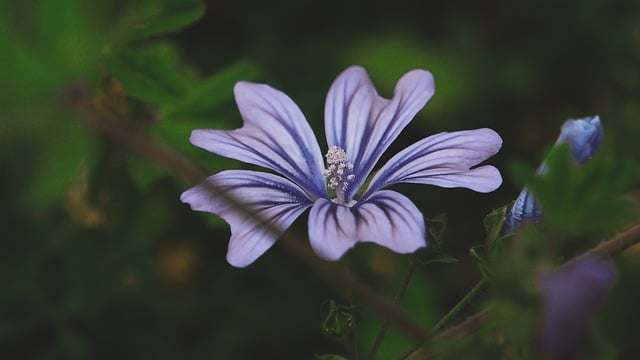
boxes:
[400,280,487,360]
[430,279,487,333]
[368,258,418,359]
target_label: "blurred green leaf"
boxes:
[512,145,639,238]
[161,60,261,120]
[483,205,509,246]
[126,155,167,190]
[23,113,94,208]
[104,43,192,104]
[118,0,205,43]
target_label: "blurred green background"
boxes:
[2,0,640,358]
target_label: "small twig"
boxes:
[75,100,431,344]
[580,223,640,259]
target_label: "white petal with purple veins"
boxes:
[363,129,503,199]
[324,66,435,201]
[190,82,327,198]
[308,190,426,260]
[180,170,313,267]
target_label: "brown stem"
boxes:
[580,223,640,259]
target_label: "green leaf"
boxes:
[483,205,509,246]
[470,245,494,281]
[119,0,205,43]
[161,60,261,120]
[23,112,93,208]
[513,145,639,238]
[105,43,192,104]
[126,155,167,190]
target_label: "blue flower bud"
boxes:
[556,115,604,165]
[502,116,603,234]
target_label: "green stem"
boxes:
[399,280,487,360]
[430,279,487,333]
[368,259,418,359]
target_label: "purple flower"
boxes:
[538,256,617,359]
[180,66,503,267]
[503,116,603,234]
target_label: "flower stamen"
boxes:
[324,146,355,204]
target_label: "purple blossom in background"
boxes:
[538,256,618,359]
[503,116,603,234]
[181,66,503,267]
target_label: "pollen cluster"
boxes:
[323,146,355,194]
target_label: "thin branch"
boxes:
[580,223,640,259]
[75,100,431,344]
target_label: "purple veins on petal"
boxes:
[180,170,313,267]
[362,128,503,200]
[189,82,327,199]
[537,256,617,359]
[308,190,426,261]
[324,66,436,202]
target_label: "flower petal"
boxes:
[190,81,327,198]
[538,256,618,359]
[180,170,313,267]
[363,129,503,199]
[308,190,426,260]
[324,66,435,201]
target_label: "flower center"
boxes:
[323,146,355,205]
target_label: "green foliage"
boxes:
[512,145,639,238]
[105,44,194,104]
[117,0,205,43]
[161,60,261,120]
